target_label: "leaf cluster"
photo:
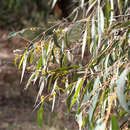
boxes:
[10,0,130,129]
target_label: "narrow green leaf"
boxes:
[105,54,110,73]
[79,80,91,107]
[82,30,87,59]
[18,55,24,69]
[62,55,67,67]
[86,0,97,16]
[98,7,104,33]
[33,71,39,85]
[50,65,80,73]
[76,112,83,130]
[51,49,56,63]
[42,49,47,67]
[88,90,100,122]
[8,29,26,39]
[87,21,91,51]
[98,7,104,48]
[36,56,43,70]
[66,87,75,112]
[105,0,111,28]
[109,0,114,26]
[93,76,100,91]
[90,16,96,54]
[19,29,26,34]
[71,78,84,107]
[51,79,57,112]
[48,74,54,92]
[46,42,51,55]
[82,77,99,110]
[85,115,91,130]
[21,53,28,83]
[111,114,119,130]
[119,108,127,119]
[30,52,34,64]
[53,33,61,48]
[37,104,44,128]
[35,78,45,106]
[64,33,70,49]
[116,69,130,113]
[14,55,18,67]
[8,32,17,39]
[25,72,36,89]
[82,91,93,105]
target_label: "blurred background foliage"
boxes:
[0,0,52,29]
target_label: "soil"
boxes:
[0,30,77,130]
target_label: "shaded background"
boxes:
[0,0,77,130]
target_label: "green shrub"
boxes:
[9,0,130,129]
